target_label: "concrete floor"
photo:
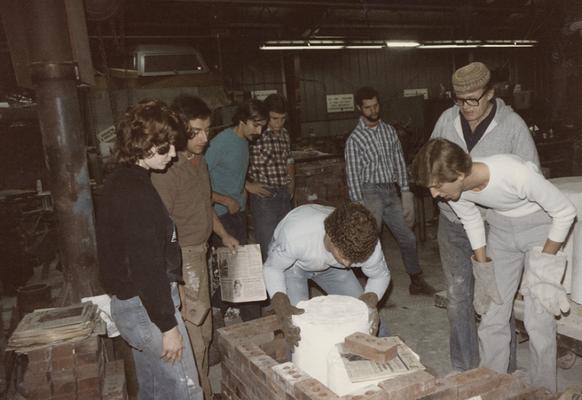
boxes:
[209,224,582,395]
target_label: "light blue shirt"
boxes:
[205,128,249,216]
[263,204,391,299]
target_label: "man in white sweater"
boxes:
[412,138,576,391]
[263,203,391,347]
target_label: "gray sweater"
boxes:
[430,97,540,223]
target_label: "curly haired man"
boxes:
[263,203,391,348]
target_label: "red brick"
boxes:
[480,374,526,400]
[339,385,389,400]
[26,347,51,362]
[77,362,101,380]
[457,374,513,398]
[25,359,50,374]
[102,360,128,400]
[75,335,100,354]
[21,368,50,388]
[76,350,101,366]
[295,378,340,400]
[249,354,278,381]
[78,375,101,392]
[223,365,252,400]
[51,355,75,371]
[417,379,457,400]
[378,370,436,400]
[444,367,500,399]
[272,362,311,396]
[51,369,77,395]
[22,383,52,400]
[500,386,554,400]
[344,333,399,363]
[51,394,77,400]
[77,388,102,400]
[234,342,265,371]
[51,342,76,359]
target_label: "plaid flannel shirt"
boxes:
[345,117,409,202]
[248,127,292,186]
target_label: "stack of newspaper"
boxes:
[335,336,425,383]
[7,302,99,351]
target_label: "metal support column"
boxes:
[25,0,99,303]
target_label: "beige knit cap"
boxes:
[452,62,491,95]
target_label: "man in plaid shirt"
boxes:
[345,86,435,296]
[247,94,295,261]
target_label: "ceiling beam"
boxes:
[140,0,532,14]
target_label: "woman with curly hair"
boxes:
[263,202,391,348]
[97,100,203,400]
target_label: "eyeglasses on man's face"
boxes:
[453,90,488,107]
[188,127,212,138]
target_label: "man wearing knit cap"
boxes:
[430,61,539,372]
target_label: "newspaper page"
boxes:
[216,244,267,303]
[336,336,425,383]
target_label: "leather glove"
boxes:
[401,191,415,228]
[271,292,304,349]
[358,292,379,336]
[471,256,503,315]
[521,247,570,316]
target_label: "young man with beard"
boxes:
[345,86,435,296]
[430,62,539,372]
[205,99,267,321]
[151,95,238,399]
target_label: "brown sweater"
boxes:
[151,153,213,247]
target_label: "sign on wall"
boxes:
[326,94,355,113]
[252,89,278,101]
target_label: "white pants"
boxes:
[479,210,557,392]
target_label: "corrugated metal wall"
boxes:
[223,48,542,138]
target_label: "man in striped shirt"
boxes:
[345,86,435,296]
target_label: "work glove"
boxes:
[471,256,503,315]
[401,191,415,228]
[521,247,570,316]
[271,292,304,349]
[358,292,379,336]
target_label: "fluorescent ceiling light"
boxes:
[259,39,537,51]
[419,39,537,49]
[260,45,344,50]
[386,41,420,48]
[345,45,384,49]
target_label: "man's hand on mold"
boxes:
[271,292,304,349]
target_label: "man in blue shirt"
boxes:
[205,99,267,321]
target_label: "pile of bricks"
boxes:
[294,158,348,208]
[15,334,127,400]
[218,315,557,400]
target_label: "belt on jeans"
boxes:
[365,182,396,189]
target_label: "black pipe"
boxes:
[25,0,99,303]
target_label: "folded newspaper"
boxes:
[216,244,267,303]
[336,336,425,383]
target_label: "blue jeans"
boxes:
[111,284,203,400]
[284,265,390,337]
[250,187,291,261]
[361,183,421,276]
[438,214,479,371]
